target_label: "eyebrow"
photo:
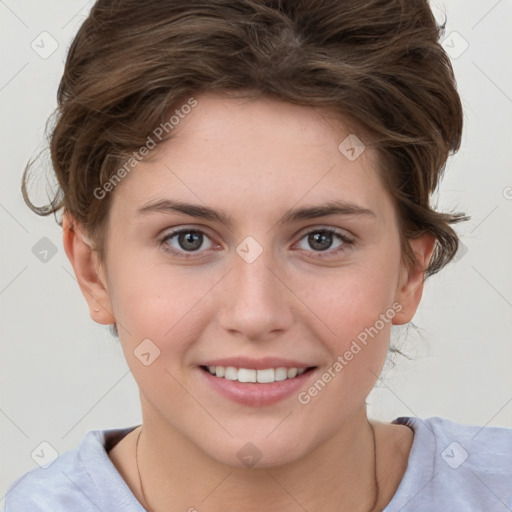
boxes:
[137,199,376,226]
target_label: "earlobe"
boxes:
[62,214,115,325]
[392,234,436,325]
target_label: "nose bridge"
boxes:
[235,243,278,300]
[218,236,293,339]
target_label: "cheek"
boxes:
[300,260,399,341]
[293,268,398,424]
[109,269,206,407]
[108,256,194,326]
[106,219,401,353]
[108,248,400,351]
[106,260,215,364]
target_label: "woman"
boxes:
[7,1,512,510]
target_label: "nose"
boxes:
[217,242,295,342]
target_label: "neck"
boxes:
[136,403,380,512]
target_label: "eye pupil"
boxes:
[179,231,202,251]
[309,231,333,251]
[165,228,346,258]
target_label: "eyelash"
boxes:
[159,227,355,260]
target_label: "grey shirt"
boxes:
[5,416,512,511]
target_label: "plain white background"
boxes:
[1,0,511,506]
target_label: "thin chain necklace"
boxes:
[135,427,152,512]
[135,421,380,512]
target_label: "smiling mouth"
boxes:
[200,365,316,383]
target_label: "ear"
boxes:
[62,213,115,325]
[392,233,436,325]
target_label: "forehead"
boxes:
[110,92,393,223]
[170,91,368,157]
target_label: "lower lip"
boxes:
[198,367,316,407]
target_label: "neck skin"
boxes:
[111,400,412,512]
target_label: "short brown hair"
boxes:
[23,0,469,277]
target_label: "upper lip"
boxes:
[200,357,316,370]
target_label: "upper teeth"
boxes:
[206,366,307,383]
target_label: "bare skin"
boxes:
[63,91,433,512]
[108,417,414,511]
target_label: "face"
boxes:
[75,92,428,468]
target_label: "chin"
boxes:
[200,434,314,470]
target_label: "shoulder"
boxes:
[4,426,142,512]
[385,416,512,512]
[405,415,512,468]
